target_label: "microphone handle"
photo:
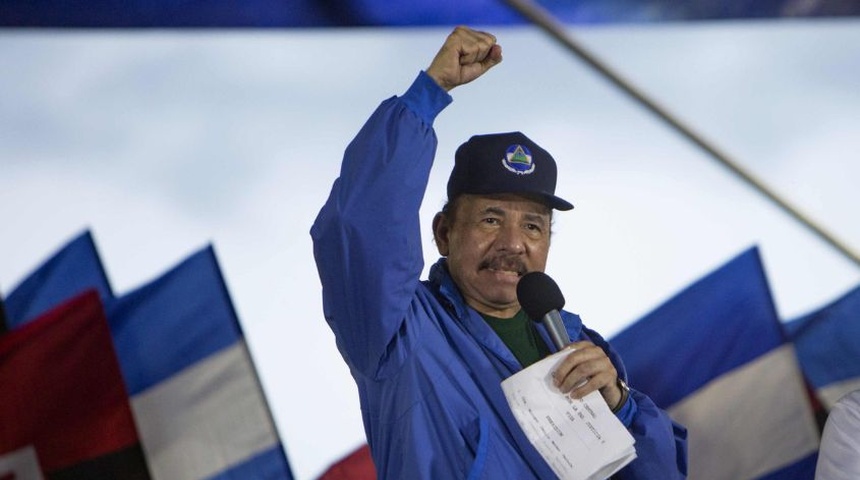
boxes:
[541,309,570,351]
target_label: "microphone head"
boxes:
[517,271,566,321]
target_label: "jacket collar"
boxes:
[428,258,471,319]
[428,258,521,365]
[426,258,565,478]
[429,258,584,352]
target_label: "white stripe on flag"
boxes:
[819,377,860,409]
[0,446,44,480]
[668,345,820,480]
[131,341,278,480]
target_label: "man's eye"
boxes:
[482,218,500,225]
[526,223,541,231]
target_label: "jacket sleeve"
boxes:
[618,389,688,479]
[310,72,452,378]
[583,325,689,479]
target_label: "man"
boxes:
[816,389,860,480]
[312,26,687,478]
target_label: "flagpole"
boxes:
[501,0,860,269]
[0,299,7,334]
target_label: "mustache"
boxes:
[478,255,528,276]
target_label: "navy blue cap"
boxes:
[447,131,574,211]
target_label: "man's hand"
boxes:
[552,341,624,410]
[426,26,503,92]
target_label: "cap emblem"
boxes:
[502,144,535,175]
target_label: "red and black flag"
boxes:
[0,290,150,479]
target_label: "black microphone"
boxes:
[517,271,570,350]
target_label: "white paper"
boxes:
[501,350,637,480]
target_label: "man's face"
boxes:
[433,193,551,318]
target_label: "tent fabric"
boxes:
[2,0,859,28]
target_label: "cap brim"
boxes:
[545,195,574,211]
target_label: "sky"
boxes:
[1,20,859,479]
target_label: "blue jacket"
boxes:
[312,72,687,479]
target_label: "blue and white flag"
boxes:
[785,285,860,410]
[4,230,113,329]
[610,246,820,479]
[106,245,294,480]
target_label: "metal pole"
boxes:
[0,299,7,335]
[502,0,860,269]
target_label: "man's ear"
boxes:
[432,212,450,256]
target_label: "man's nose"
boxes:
[495,223,525,253]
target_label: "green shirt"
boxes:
[482,309,551,368]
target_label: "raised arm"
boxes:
[311,27,502,377]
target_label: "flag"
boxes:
[785,285,860,409]
[316,444,375,480]
[106,245,294,480]
[2,0,858,28]
[610,246,820,479]
[0,290,150,479]
[3,230,112,330]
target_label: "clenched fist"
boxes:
[426,26,503,92]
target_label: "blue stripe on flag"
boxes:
[609,246,782,408]
[205,445,294,480]
[106,245,241,394]
[786,285,860,389]
[756,452,818,479]
[5,230,113,329]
